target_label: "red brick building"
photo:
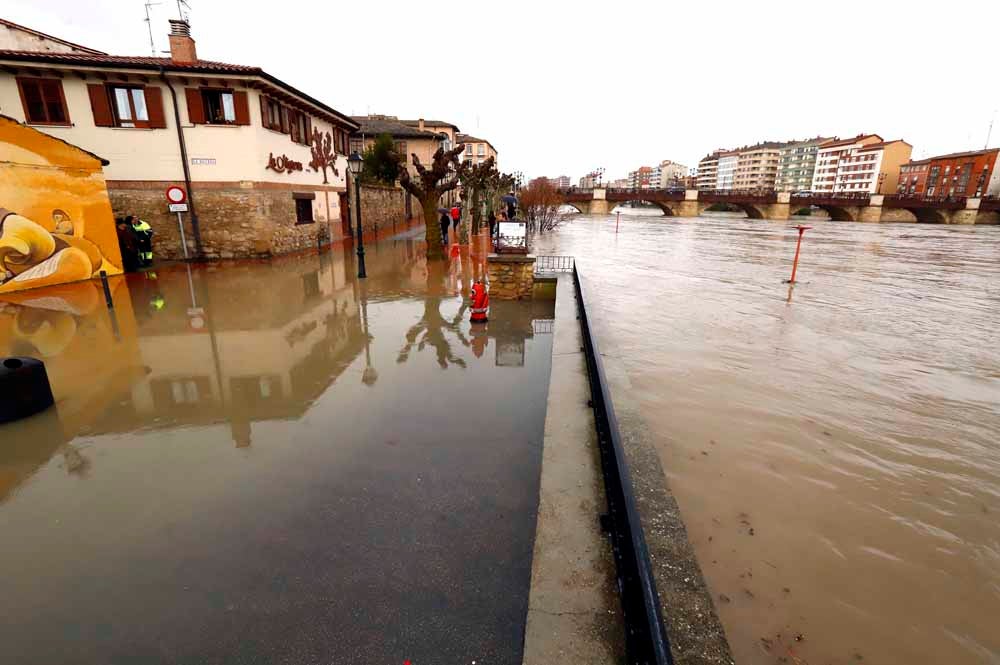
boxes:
[896,148,1000,197]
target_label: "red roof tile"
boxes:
[0,49,260,73]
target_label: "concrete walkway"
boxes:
[522,275,623,664]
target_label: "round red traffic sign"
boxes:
[165,186,187,204]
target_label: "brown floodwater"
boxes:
[534,212,1000,665]
[0,232,555,665]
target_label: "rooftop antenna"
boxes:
[143,1,163,55]
[985,110,996,150]
[176,0,191,21]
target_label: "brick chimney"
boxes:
[168,19,197,63]
[418,118,425,131]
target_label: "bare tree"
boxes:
[520,177,567,232]
[399,145,467,259]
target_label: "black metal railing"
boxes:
[573,265,673,665]
[534,255,575,273]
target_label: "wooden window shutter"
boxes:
[144,86,167,128]
[185,88,206,124]
[259,94,269,128]
[304,116,312,145]
[279,106,290,134]
[232,90,250,126]
[87,83,114,127]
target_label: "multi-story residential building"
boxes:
[628,165,655,189]
[456,133,497,167]
[775,137,834,192]
[897,149,1000,197]
[608,178,629,189]
[811,135,882,193]
[350,115,448,175]
[0,18,359,261]
[400,118,459,153]
[897,160,931,196]
[548,175,571,189]
[657,160,688,189]
[696,153,720,190]
[732,142,784,191]
[812,134,911,194]
[715,152,738,190]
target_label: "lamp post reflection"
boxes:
[360,282,377,386]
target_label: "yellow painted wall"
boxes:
[0,115,123,293]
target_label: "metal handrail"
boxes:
[534,255,575,273]
[573,265,674,665]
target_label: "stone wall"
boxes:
[348,183,409,237]
[109,183,344,260]
[487,254,536,300]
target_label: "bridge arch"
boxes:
[610,200,678,216]
[699,202,765,219]
[977,210,1000,225]
[789,204,857,222]
[559,202,586,214]
[907,207,947,224]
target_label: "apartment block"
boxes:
[775,137,833,192]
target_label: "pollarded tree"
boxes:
[399,144,466,259]
[458,156,497,236]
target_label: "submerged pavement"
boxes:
[0,237,555,665]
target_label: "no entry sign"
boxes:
[165,185,187,204]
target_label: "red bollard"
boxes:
[787,225,811,284]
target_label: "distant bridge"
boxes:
[557,188,1000,224]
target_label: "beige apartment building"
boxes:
[350,115,448,175]
[732,142,784,191]
[456,133,497,167]
[0,18,359,260]
[401,118,459,152]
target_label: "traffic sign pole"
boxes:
[177,212,189,259]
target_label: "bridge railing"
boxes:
[534,255,575,273]
[699,189,777,204]
[883,194,967,209]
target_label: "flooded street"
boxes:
[0,233,555,665]
[534,212,1000,665]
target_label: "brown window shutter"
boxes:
[279,106,290,134]
[185,88,205,124]
[87,83,114,127]
[304,116,312,145]
[259,94,268,128]
[144,86,167,128]
[232,90,250,126]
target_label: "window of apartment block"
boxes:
[185,88,249,125]
[957,164,972,192]
[293,193,315,224]
[16,77,70,125]
[477,144,485,156]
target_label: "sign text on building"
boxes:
[266,153,304,174]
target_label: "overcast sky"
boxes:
[7,0,1000,182]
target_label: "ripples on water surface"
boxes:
[535,212,1000,665]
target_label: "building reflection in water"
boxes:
[0,232,554,498]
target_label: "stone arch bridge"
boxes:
[557,188,1000,225]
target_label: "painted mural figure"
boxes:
[0,209,113,293]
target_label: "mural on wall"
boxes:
[309,129,339,184]
[0,115,123,294]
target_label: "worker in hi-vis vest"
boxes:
[130,215,154,267]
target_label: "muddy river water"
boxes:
[535,212,1000,665]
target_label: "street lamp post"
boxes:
[348,151,367,279]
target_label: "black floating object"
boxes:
[0,357,55,424]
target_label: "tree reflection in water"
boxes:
[397,260,470,369]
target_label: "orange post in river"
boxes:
[787,225,811,284]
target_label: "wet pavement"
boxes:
[534,212,1000,665]
[0,234,555,665]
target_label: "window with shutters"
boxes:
[17,77,70,125]
[109,86,149,128]
[202,89,236,124]
[295,198,314,224]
